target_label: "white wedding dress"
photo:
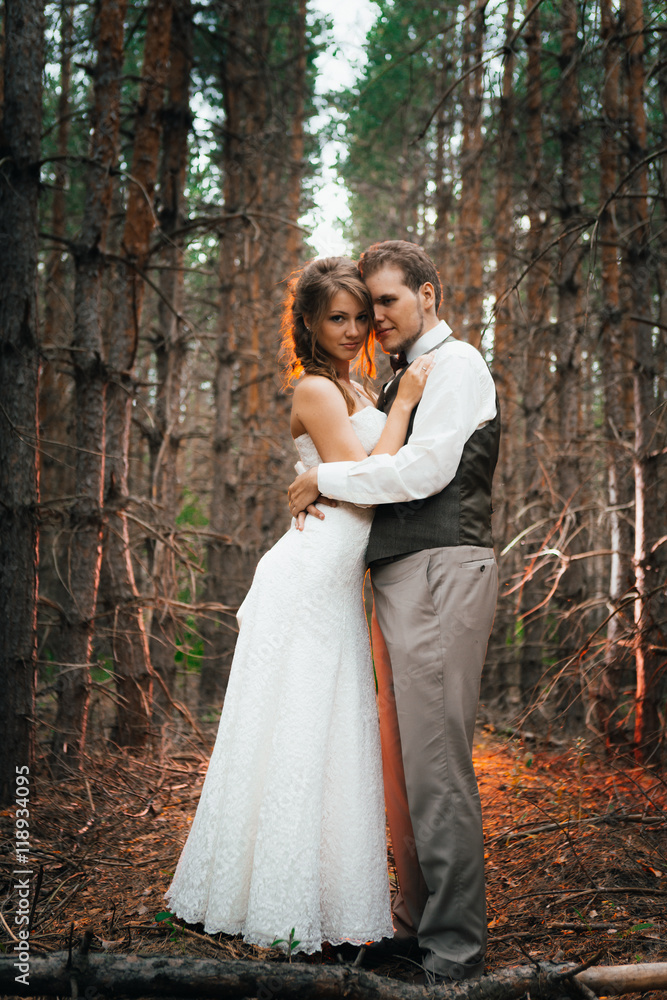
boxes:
[165,405,393,953]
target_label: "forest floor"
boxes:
[1,726,666,999]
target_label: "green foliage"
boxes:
[91,658,114,684]
[336,0,457,250]
[174,616,203,674]
[337,0,667,263]
[176,488,209,529]
[506,619,525,647]
[154,910,184,941]
[270,926,301,960]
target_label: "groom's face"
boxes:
[364,265,427,355]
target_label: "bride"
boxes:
[164,257,435,954]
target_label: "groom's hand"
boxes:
[288,467,319,515]
[288,467,337,529]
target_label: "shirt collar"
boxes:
[405,319,453,363]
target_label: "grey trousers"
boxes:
[370,545,497,979]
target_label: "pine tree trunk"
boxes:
[596,0,634,750]
[149,0,193,718]
[0,12,4,110]
[199,2,246,709]
[39,0,75,654]
[433,102,453,303]
[553,0,586,723]
[463,0,486,348]
[622,0,665,764]
[487,0,519,713]
[492,0,516,546]
[232,3,271,702]
[519,3,552,726]
[49,0,127,772]
[256,0,306,558]
[240,1,270,557]
[102,0,173,747]
[658,33,667,384]
[284,0,305,267]
[452,2,473,336]
[199,0,308,709]
[0,0,44,805]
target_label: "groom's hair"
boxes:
[359,240,443,313]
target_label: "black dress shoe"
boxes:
[363,937,422,965]
[421,952,484,983]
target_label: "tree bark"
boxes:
[596,0,634,750]
[519,2,552,726]
[49,0,127,773]
[453,0,486,346]
[199,1,247,709]
[622,0,665,764]
[488,0,520,713]
[39,0,75,656]
[102,0,173,747]
[239,2,270,558]
[492,0,516,543]
[0,8,4,111]
[553,0,587,724]
[0,0,44,804]
[148,0,193,719]
[199,0,310,709]
[284,0,306,268]
[433,100,453,307]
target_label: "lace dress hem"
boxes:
[163,894,393,954]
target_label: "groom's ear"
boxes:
[419,281,436,312]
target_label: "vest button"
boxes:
[480,564,485,572]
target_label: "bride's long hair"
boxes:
[280,257,376,414]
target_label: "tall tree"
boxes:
[492,0,516,531]
[489,0,520,711]
[0,0,44,803]
[622,0,666,763]
[102,0,173,747]
[147,0,193,717]
[553,0,587,707]
[596,0,634,749]
[284,0,306,269]
[453,0,487,346]
[199,0,247,708]
[518,2,553,723]
[39,0,75,651]
[49,0,127,772]
[199,0,316,708]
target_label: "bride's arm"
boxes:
[292,355,435,464]
[291,378,367,463]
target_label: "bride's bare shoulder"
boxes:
[293,375,345,407]
[290,376,349,438]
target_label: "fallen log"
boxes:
[579,961,667,995]
[1,952,667,999]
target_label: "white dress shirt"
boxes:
[317,320,497,505]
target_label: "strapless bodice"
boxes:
[294,406,387,469]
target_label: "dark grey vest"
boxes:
[366,337,500,567]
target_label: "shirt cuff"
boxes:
[317,461,357,501]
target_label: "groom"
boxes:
[288,241,499,982]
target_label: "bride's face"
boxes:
[313,290,370,365]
